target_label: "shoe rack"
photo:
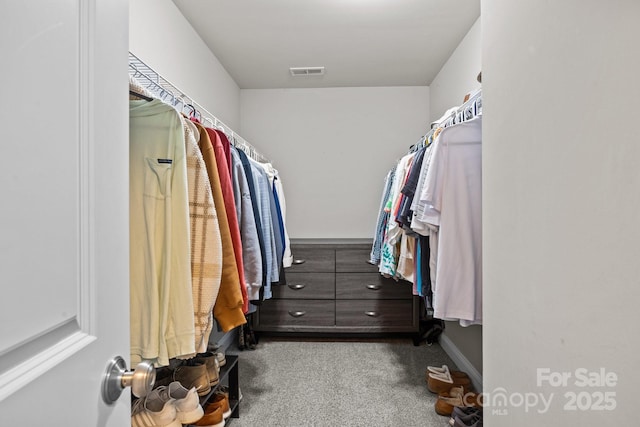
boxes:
[199,354,240,420]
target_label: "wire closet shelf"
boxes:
[410,88,482,153]
[128,51,269,163]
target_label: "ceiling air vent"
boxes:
[290,67,325,76]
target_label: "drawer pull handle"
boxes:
[365,311,379,317]
[288,311,306,318]
[293,259,306,265]
[288,283,306,290]
[366,284,381,290]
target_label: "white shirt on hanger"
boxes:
[421,115,482,326]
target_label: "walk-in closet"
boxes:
[2,1,638,426]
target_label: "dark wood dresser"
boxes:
[253,242,421,341]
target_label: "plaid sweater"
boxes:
[183,118,223,353]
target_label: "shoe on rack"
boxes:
[215,385,243,402]
[435,390,482,417]
[159,381,204,424]
[205,393,232,419]
[131,389,181,427]
[451,406,482,419]
[206,344,227,367]
[428,371,472,394]
[216,385,229,399]
[451,414,483,427]
[192,404,225,427]
[215,350,226,367]
[427,365,470,380]
[154,365,175,389]
[173,361,211,396]
[443,386,470,399]
[194,352,220,386]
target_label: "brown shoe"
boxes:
[173,362,211,397]
[195,352,220,386]
[438,385,473,397]
[435,391,481,416]
[192,404,225,427]
[427,365,470,379]
[153,365,175,388]
[425,369,469,382]
[205,393,231,419]
[427,372,472,394]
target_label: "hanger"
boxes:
[174,95,185,112]
[129,89,153,101]
[214,119,225,133]
[184,104,197,119]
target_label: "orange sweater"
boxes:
[194,122,246,332]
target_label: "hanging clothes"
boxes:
[397,145,427,229]
[273,173,294,268]
[129,99,195,367]
[230,146,263,302]
[271,177,288,282]
[193,122,247,332]
[421,115,482,326]
[205,127,249,313]
[182,118,223,354]
[379,152,414,278]
[410,139,440,294]
[370,92,482,326]
[128,57,288,367]
[369,166,396,265]
[235,148,268,303]
[249,159,279,298]
[257,162,285,281]
[215,129,234,176]
[396,233,416,283]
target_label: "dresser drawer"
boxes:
[336,273,412,300]
[335,300,414,327]
[257,300,335,327]
[272,272,335,299]
[289,248,335,272]
[335,249,377,273]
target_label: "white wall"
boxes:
[429,17,481,123]
[129,0,240,129]
[483,1,640,425]
[240,87,429,239]
[427,17,483,377]
[129,0,242,345]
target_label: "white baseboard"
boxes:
[439,334,483,392]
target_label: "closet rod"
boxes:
[128,52,270,163]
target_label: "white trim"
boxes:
[0,331,96,402]
[78,0,96,337]
[439,333,483,392]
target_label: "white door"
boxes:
[0,1,131,425]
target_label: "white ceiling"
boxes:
[172,0,480,89]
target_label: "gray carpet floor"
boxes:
[225,337,458,427]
